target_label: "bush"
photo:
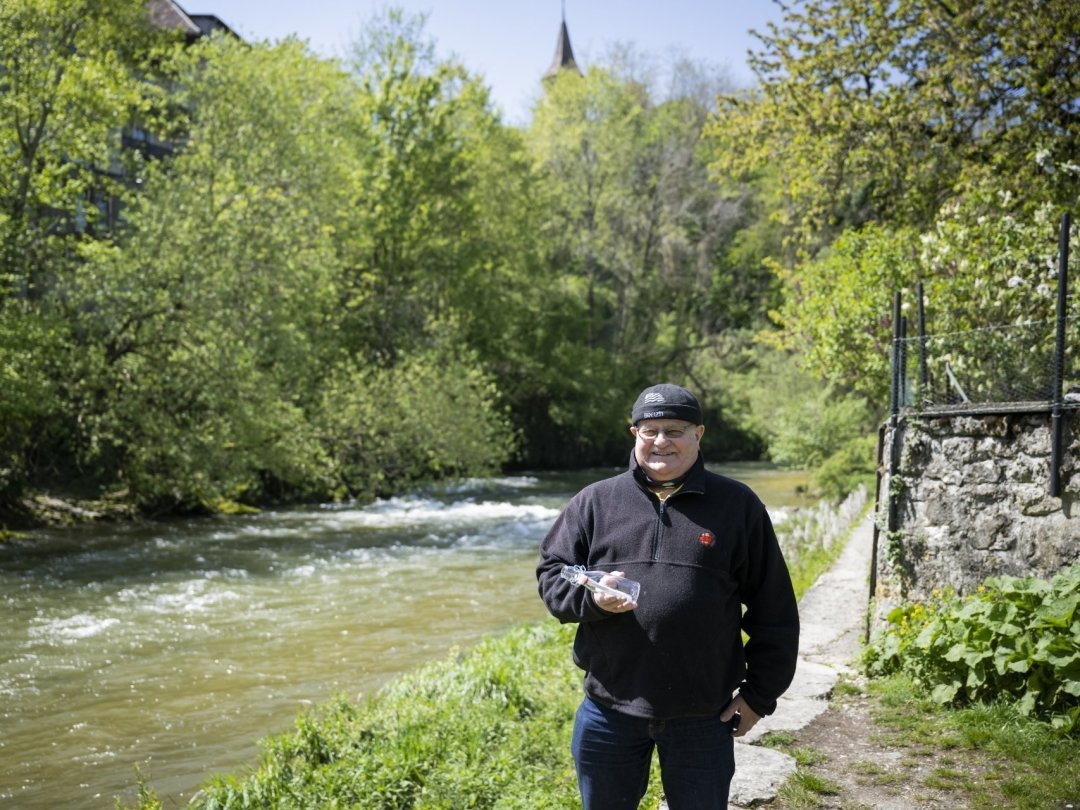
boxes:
[864,564,1080,733]
[813,433,877,501]
[316,348,517,500]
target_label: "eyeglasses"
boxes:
[634,424,697,441]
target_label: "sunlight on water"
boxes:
[0,465,809,808]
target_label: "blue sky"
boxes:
[193,1,785,123]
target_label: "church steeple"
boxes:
[543,2,582,81]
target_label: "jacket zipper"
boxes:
[650,487,700,561]
[651,498,666,560]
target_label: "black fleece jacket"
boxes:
[536,452,799,720]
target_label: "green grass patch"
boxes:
[759,730,826,768]
[792,771,841,796]
[850,760,902,787]
[832,680,863,699]
[776,770,843,809]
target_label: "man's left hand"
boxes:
[720,694,762,738]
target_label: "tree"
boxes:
[525,58,760,461]
[65,36,355,509]
[709,0,1080,252]
[0,0,169,502]
[707,0,1080,403]
[340,9,499,364]
[0,0,166,293]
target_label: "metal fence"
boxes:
[885,212,1076,498]
[894,316,1080,412]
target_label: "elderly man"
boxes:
[537,383,799,809]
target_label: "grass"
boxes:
[778,492,868,600]
[849,760,903,787]
[776,770,843,808]
[121,620,596,809]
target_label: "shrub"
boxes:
[864,564,1080,733]
[813,433,877,502]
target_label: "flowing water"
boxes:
[0,464,811,808]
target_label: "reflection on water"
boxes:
[0,464,811,808]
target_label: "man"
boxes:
[536,383,799,809]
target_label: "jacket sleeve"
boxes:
[536,495,613,624]
[736,506,800,716]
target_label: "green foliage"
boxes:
[115,765,162,810]
[0,0,168,286]
[524,60,762,462]
[769,224,922,403]
[707,0,1080,404]
[709,0,1080,249]
[62,36,353,510]
[864,565,1080,733]
[315,346,516,499]
[768,392,872,471]
[692,335,875,470]
[0,303,67,498]
[342,9,499,363]
[0,0,172,504]
[813,434,877,503]
[0,0,871,514]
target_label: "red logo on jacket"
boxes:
[698,531,715,547]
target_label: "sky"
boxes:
[188,1,785,124]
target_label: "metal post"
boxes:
[1050,212,1070,497]
[900,316,909,407]
[917,282,928,401]
[868,423,885,633]
[889,292,902,418]
[887,292,903,534]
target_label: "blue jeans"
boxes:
[571,696,736,810]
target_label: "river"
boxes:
[0,464,812,808]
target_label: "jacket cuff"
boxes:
[737,684,775,717]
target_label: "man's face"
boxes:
[631,419,704,481]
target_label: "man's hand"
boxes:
[720,694,762,738]
[593,571,637,612]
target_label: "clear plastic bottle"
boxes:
[560,565,640,606]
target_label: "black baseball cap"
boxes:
[631,383,702,425]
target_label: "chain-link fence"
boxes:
[895,316,1080,412]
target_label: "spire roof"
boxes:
[543,17,582,80]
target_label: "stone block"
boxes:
[963,460,1002,485]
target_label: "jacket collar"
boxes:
[629,449,707,495]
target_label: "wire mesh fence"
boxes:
[894,316,1080,412]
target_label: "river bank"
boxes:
[0,460,818,535]
[0,492,137,535]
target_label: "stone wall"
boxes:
[873,409,1080,620]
